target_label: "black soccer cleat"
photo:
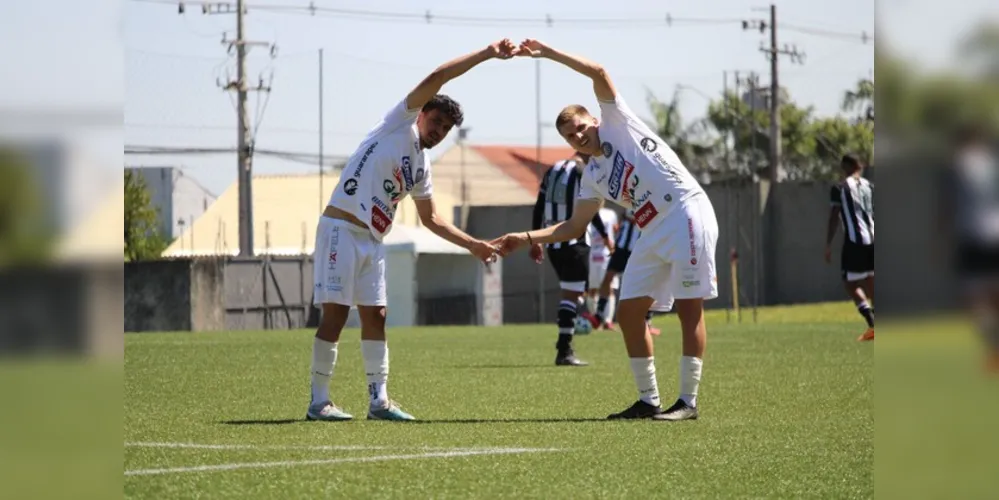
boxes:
[652,398,699,421]
[607,399,664,420]
[555,349,589,366]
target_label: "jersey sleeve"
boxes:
[829,185,842,207]
[597,93,640,126]
[411,159,433,200]
[578,170,602,201]
[369,98,420,138]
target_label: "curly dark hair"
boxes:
[422,94,464,127]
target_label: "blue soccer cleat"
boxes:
[367,401,416,421]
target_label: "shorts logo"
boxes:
[343,178,358,195]
[329,252,337,263]
[400,156,414,190]
[601,142,613,157]
[687,218,697,261]
[681,280,700,288]
[640,137,657,152]
[609,152,635,201]
[634,201,659,229]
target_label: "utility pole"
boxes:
[742,4,805,183]
[319,48,324,214]
[184,0,275,257]
[535,58,545,324]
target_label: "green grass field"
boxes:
[125,303,874,499]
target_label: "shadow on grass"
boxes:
[221,417,610,425]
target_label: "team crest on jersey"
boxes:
[601,141,613,158]
[400,156,414,190]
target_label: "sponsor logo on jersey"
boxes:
[343,178,358,195]
[634,200,659,229]
[415,167,425,183]
[370,198,391,234]
[664,193,672,202]
[601,142,613,158]
[608,152,635,200]
[352,141,378,178]
[400,156,414,190]
[640,137,657,152]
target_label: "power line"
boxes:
[132,0,872,39]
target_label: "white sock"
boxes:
[629,357,661,407]
[310,338,338,405]
[361,340,389,407]
[679,356,703,407]
[607,291,618,322]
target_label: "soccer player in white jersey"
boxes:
[307,40,514,422]
[585,207,618,329]
[493,39,719,421]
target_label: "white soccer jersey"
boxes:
[327,99,433,241]
[578,95,705,232]
[588,207,618,255]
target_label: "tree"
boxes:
[644,88,719,174]
[124,170,166,261]
[841,78,874,121]
[0,149,52,266]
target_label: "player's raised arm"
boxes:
[517,39,616,102]
[405,39,518,111]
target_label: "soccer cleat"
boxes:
[367,401,416,421]
[857,328,874,342]
[555,346,589,366]
[580,311,601,328]
[305,401,353,421]
[607,400,664,420]
[653,398,699,421]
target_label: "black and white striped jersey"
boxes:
[615,213,641,252]
[831,175,874,245]
[532,159,608,249]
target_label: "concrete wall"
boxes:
[125,259,226,332]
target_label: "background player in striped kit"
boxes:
[530,153,611,366]
[584,206,618,328]
[590,210,661,336]
[825,153,875,341]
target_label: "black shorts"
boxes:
[547,243,590,289]
[607,249,632,273]
[841,241,874,281]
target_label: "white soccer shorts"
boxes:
[588,251,619,290]
[619,193,719,307]
[312,216,387,307]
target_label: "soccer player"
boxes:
[590,209,662,336]
[307,40,514,422]
[825,154,875,342]
[530,153,613,366]
[494,39,719,421]
[585,206,618,328]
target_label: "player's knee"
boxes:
[318,303,350,341]
[358,306,387,330]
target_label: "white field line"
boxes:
[125,447,560,477]
[125,441,559,453]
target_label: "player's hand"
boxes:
[606,240,616,254]
[469,239,499,263]
[490,233,530,257]
[516,39,549,58]
[823,246,832,264]
[487,38,520,59]
[528,243,544,264]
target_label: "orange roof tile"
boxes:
[470,145,578,192]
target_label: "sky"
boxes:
[8,0,995,198]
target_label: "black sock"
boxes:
[595,297,609,322]
[857,301,874,328]
[557,300,577,349]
